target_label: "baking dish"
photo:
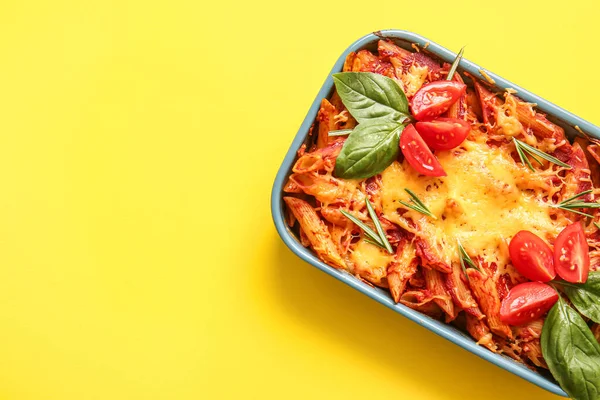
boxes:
[271,29,600,397]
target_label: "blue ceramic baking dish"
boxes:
[271,30,600,397]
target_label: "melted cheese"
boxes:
[379,138,569,267]
[401,65,429,97]
[496,95,522,137]
[350,239,393,285]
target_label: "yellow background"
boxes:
[0,0,598,399]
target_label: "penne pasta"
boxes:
[574,138,600,185]
[293,138,344,174]
[283,196,346,270]
[316,99,340,149]
[466,269,513,339]
[473,80,501,126]
[443,262,484,320]
[465,314,496,352]
[515,99,565,142]
[423,268,456,321]
[283,178,302,194]
[377,39,412,61]
[329,224,353,258]
[288,172,361,206]
[387,239,418,303]
[319,205,349,227]
[447,73,467,120]
[415,239,452,274]
[399,289,444,318]
[299,227,311,247]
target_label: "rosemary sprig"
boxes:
[446,46,465,81]
[340,209,385,248]
[365,198,393,254]
[340,199,393,254]
[457,239,480,272]
[398,188,437,219]
[328,129,352,137]
[594,222,600,230]
[514,141,541,171]
[513,138,572,172]
[551,189,600,218]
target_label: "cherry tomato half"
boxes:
[415,118,470,151]
[410,81,467,121]
[554,222,590,283]
[500,282,558,326]
[509,230,555,282]
[400,124,446,177]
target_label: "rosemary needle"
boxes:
[328,129,352,137]
[513,138,571,172]
[365,198,393,254]
[551,189,599,218]
[446,47,465,81]
[398,188,436,219]
[457,239,479,272]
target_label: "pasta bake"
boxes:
[282,39,600,399]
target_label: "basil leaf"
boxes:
[541,297,600,400]
[564,271,600,323]
[334,121,403,179]
[332,72,409,124]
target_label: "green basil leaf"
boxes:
[332,72,409,124]
[564,271,600,323]
[541,297,600,400]
[334,121,403,179]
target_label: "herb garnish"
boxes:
[550,189,600,218]
[339,209,384,249]
[457,239,480,276]
[365,198,393,253]
[340,198,393,253]
[595,222,600,230]
[398,188,436,219]
[328,129,353,137]
[513,138,572,172]
[559,271,600,323]
[446,47,465,81]
[541,296,600,400]
[334,121,404,179]
[332,72,409,179]
[332,72,409,124]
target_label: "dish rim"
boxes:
[271,29,600,398]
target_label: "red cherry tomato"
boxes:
[500,282,558,326]
[554,222,590,283]
[509,230,555,282]
[410,81,467,121]
[415,118,470,150]
[400,124,446,177]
